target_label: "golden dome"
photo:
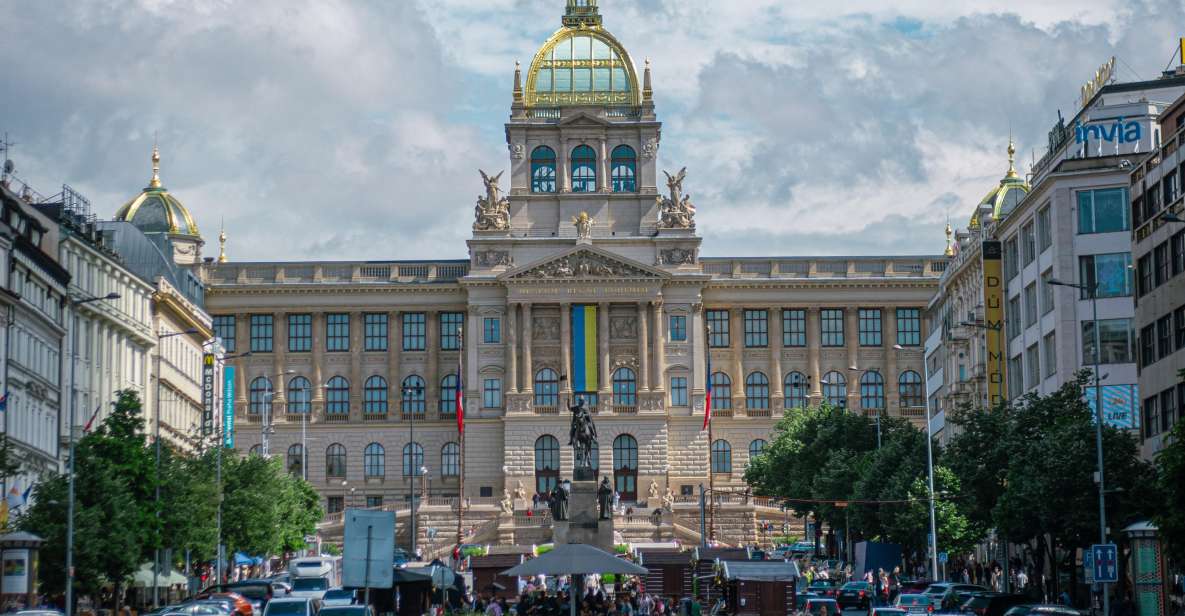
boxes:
[524,0,641,107]
[114,145,201,238]
[971,139,1029,227]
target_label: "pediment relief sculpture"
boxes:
[532,316,561,341]
[610,316,637,340]
[512,250,653,280]
[657,247,696,265]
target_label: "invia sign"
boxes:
[1075,117,1142,144]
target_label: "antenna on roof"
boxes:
[1,133,16,180]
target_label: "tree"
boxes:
[221,453,322,558]
[1153,403,1185,566]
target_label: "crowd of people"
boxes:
[471,577,711,616]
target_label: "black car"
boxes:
[960,592,1029,616]
[205,581,276,614]
[837,581,873,610]
[807,579,839,598]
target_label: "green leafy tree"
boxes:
[221,452,322,558]
[159,446,221,563]
[1154,409,1185,566]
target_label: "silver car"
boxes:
[262,598,320,616]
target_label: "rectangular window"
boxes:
[1141,324,1157,367]
[1025,343,1040,391]
[1144,395,1159,439]
[1040,270,1055,315]
[1176,306,1185,350]
[1077,187,1130,234]
[1004,237,1020,280]
[1007,355,1023,400]
[364,313,388,351]
[403,313,426,351]
[896,308,921,346]
[1162,389,1177,434]
[706,310,730,347]
[669,315,687,342]
[326,496,344,514]
[1037,205,1052,252]
[1023,283,1038,328]
[1137,254,1153,297]
[1082,318,1135,365]
[820,309,845,347]
[1007,296,1022,340]
[783,309,806,347]
[1172,230,1185,277]
[743,309,768,347]
[326,313,350,352]
[213,315,236,352]
[288,314,312,352]
[482,378,502,408]
[857,308,882,346]
[366,495,383,508]
[249,314,273,353]
[1043,331,1057,378]
[1154,241,1169,287]
[483,317,501,344]
[1158,314,1173,360]
[1079,253,1133,299]
[670,376,688,406]
[440,312,464,350]
[1021,221,1036,265]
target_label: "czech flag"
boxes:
[456,353,464,436]
[703,343,713,431]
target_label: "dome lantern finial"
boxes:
[149,140,162,189]
[218,219,228,263]
[563,0,601,27]
[944,222,954,257]
[1005,136,1018,179]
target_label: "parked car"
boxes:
[900,579,934,594]
[320,607,373,616]
[288,577,330,601]
[320,590,356,607]
[801,597,840,615]
[160,603,230,616]
[894,593,935,613]
[1002,606,1084,616]
[870,609,909,616]
[271,582,292,598]
[807,579,839,598]
[206,581,276,614]
[958,593,1033,616]
[194,591,254,616]
[262,598,320,616]
[836,581,873,610]
[923,583,987,610]
[795,592,818,610]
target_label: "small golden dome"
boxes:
[524,1,640,107]
[114,146,201,238]
[970,138,1030,227]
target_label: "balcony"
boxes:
[324,413,349,423]
[362,413,388,422]
[745,407,773,418]
[285,412,311,423]
[901,406,927,418]
[244,414,262,424]
[611,405,637,415]
[534,405,559,415]
[401,411,427,422]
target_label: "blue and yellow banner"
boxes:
[571,305,598,393]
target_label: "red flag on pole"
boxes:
[83,404,102,433]
[456,351,464,436]
[703,333,713,431]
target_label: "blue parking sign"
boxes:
[1092,544,1118,583]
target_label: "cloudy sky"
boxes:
[2,0,1183,261]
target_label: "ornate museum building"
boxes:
[201,0,944,547]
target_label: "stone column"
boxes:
[389,310,402,404]
[312,313,325,403]
[561,303,572,393]
[598,303,611,398]
[652,301,665,392]
[426,310,439,417]
[558,139,571,193]
[507,303,519,393]
[637,302,649,392]
[349,311,363,419]
[598,138,610,192]
[770,307,783,400]
[731,308,744,407]
[845,308,859,409]
[691,304,705,397]
[522,303,533,398]
[885,307,900,412]
[807,308,821,401]
[273,312,287,412]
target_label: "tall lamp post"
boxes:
[1049,277,1109,614]
[153,327,199,607]
[401,381,424,556]
[65,292,121,616]
[261,370,295,458]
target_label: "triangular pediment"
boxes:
[557,111,613,127]
[500,246,669,281]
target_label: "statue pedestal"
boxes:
[553,478,614,551]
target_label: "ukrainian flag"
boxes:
[570,305,598,393]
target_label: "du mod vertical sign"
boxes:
[981,240,1007,406]
[223,365,236,448]
[202,353,216,436]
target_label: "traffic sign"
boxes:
[937,552,948,564]
[1092,543,1118,583]
[1083,549,1095,584]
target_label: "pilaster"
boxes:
[560,303,572,393]
[845,308,859,409]
[522,303,533,398]
[507,303,519,393]
[730,308,744,407]
[651,300,665,392]
[638,301,650,392]
[807,308,821,403]
[770,307,783,399]
[598,302,611,396]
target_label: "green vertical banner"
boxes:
[223,365,236,448]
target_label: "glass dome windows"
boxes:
[592,38,611,60]
[612,68,630,92]
[573,68,592,91]
[527,30,637,105]
[536,68,553,92]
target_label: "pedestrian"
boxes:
[1016,569,1029,591]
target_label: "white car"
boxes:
[320,590,355,607]
[288,577,330,601]
[262,598,320,616]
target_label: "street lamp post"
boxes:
[402,382,424,556]
[1050,277,1108,615]
[153,327,199,607]
[261,370,295,458]
[65,292,121,616]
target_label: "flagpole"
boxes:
[455,327,465,561]
[704,322,715,545]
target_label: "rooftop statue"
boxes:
[474,169,510,231]
[657,167,696,229]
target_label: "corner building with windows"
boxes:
[202,0,942,546]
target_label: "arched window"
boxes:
[440,374,458,413]
[711,440,732,474]
[534,435,560,495]
[860,371,885,411]
[248,444,262,457]
[326,376,350,416]
[401,375,426,414]
[610,145,636,192]
[749,439,767,463]
[441,442,460,477]
[900,370,924,408]
[287,376,311,414]
[402,442,424,477]
[570,145,597,193]
[784,371,808,409]
[710,372,733,410]
[364,443,385,478]
[534,368,560,407]
[326,443,346,478]
[822,371,847,408]
[612,367,637,406]
[612,434,639,501]
[531,146,557,193]
[364,376,388,415]
[287,444,304,476]
[745,372,769,409]
[249,377,272,415]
